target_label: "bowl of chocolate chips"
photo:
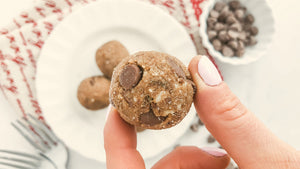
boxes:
[200,0,275,65]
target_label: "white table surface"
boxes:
[1,0,300,168]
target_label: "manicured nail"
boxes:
[105,105,112,122]
[197,56,222,86]
[201,147,227,157]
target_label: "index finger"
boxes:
[104,106,145,169]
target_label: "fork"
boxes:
[0,149,41,169]
[11,114,69,169]
[0,149,56,169]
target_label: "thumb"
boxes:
[188,55,299,168]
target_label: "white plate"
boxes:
[36,0,197,163]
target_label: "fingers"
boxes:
[188,55,298,168]
[104,106,145,169]
[152,146,230,169]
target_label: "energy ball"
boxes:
[96,40,129,79]
[77,76,110,110]
[110,51,195,130]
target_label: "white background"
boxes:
[0,0,300,168]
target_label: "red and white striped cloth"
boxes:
[0,0,212,119]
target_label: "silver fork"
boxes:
[0,149,42,169]
[11,114,69,169]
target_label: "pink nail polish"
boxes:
[197,56,222,86]
[201,147,227,157]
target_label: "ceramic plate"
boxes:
[36,0,197,162]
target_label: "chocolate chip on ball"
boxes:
[139,109,166,126]
[119,64,142,90]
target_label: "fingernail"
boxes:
[201,147,227,157]
[197,56,222,86]
[105,104,112,122]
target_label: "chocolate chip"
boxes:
[139,109,167,126]
[239,6,247,13]
[119,64,142,89]
[226,15,237,24]
[210,10,219,18]
[229,0,240,10]
[235,9,245,20]
[228,30,239,40]
[89,77,96,86]
[168,58,186,79]
[236,48,245,57]
[222,45,234,57]
[245,14,255,24]
[207,17,217,27]
[218,11,229,22]
[248,36,257,46]
[228,40,238,50]
[250,26,259,35]
[229,23,242,31]
[190,123,199,132]
[198,119,204,126]
[214,2,226,12]
[238,31,247,41]
[238,40,245,49]
[207,135,216,143]
[212,39,222,51]
[208,30,217,40]
[214,22,225,31]
[218,30,229,42]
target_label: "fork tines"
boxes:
[0,149,41,169]
[11,114,59,153]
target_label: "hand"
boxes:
[104,55,300,169]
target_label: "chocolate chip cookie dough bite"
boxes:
[95,40,129,79]
[77,76,110,110]
[110,51,196,130]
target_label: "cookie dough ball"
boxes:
[96,40,129,79]
[110,51,195,129]
[77,76,110,110]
